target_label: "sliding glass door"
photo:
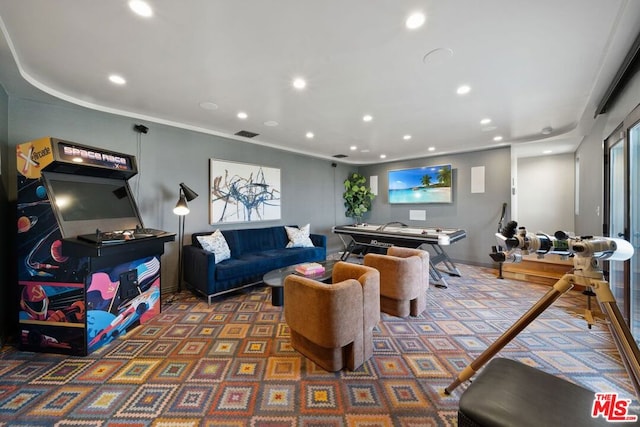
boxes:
[605,104,640,346]
[629,117,640,342]
[606,132,627,313]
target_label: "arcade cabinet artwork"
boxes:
[17,137,174,355]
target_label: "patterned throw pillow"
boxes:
[196,230,231,263]
[285,224,314,248]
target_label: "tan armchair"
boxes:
[364,247,429,317]
[284,261,380,371]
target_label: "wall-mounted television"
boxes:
[388,164,453,204]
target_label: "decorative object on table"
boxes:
[173,182,198,291]
[294,262,325,276]
[263,260,335,307]
[209,159,281,224]
[343,172,375,224]
[388,164,453,204]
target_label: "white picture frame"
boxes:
[209,159,281,224]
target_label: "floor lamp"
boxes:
[173,183,199,292]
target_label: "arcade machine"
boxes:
[16,137,175,356]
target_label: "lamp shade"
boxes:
[173,194,190,215]
[179,183,199,202]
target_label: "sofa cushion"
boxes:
[215,247,325,281]
[196,230,231,263]
[222,226,290,256]
[285,224,314,248]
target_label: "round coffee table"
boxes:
[263,260,336,306]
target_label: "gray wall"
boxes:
[0,85,9,345]
[358,147,512,267]
[6,98,353,294]
[575,66,640,236]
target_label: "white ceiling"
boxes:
[0,1,639,164]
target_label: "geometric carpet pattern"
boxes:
[1,264,638,426]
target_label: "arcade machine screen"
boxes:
[42,172,143,238]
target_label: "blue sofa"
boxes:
[183,225,327,303]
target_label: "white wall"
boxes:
[517,153,575,234]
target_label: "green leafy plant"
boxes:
[343,172,375,223]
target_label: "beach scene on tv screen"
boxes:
[388,165,452,204]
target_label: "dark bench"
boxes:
[458,358,629,427]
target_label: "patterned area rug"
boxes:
[0,263,638,426]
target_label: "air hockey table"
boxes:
[332,223,467,288]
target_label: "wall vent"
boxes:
[235,130,259,138]
[332,154,348,158]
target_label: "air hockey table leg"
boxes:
[420,243,460,288]
[431,244,462,277]
[340,240,357,261]
[429,261,449,288]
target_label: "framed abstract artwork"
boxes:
[388,164,453,204]
[209,159,281,223]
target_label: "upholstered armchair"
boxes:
[283,261,380,371]
[363,247,429,317]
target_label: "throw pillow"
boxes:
[196,230,231,263]
[285,224,314,248]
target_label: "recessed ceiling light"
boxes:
[306,132,314,139]
[405,12,426,29]
[456,85,471,95]
[363,115,373,122]
[108,74,126,85]
[403,135,412,140]
[293,78,306,90]
[493,135,503,142]
[237,112,248,119]
[541,126,553,135]
[428,147,436,152]
[480,118,492,125]
[543,149,553,154]
[264,121,279,127]
[128,0,153,17]
[199,101,218,110]
[380,154,387,159]
[350,145,357,151]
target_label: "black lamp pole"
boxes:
[174,183,198,292]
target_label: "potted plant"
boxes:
[343,172,375,224]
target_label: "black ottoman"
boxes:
[458,358,636,427]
